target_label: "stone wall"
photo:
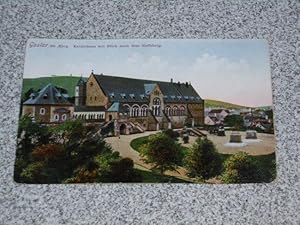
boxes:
[86,75,108,107]
[50,105,74,122]
[187,102,204,126]
[22,105,35,117]
[34,105,51,123]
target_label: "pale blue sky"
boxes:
[24,39,273,107]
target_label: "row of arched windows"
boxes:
[124,104,148,117]
[74,114,104,120]
[123,104,186,117]
[165,105,186,116]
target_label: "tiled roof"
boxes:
[93,74,202,103]
[107,102,120,112]
[75,105,106,112]
[23,84,72,105]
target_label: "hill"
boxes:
[22,76,86,98]
[204,99,249,109]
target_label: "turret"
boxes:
[75,76,86,106]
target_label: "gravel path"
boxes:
[105,131,190,181]
[181,131,276,155]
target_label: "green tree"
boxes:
[162,129,180,141]
[22,88,35,102]
[224,115,244,130]
[15,118,143,183]
[14,115,50,182]
[140,133,182,175]
[184,138,222,181]
[103,158,142,182]
[50,119,86,147]
[221,152,262,183]
[265,109,273,120]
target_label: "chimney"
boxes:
[177,81,180,86]
[170,78,173,83]
[185,82,188,87]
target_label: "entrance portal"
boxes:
[120,123,127,135]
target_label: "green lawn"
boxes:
[135,169,190,183]
[204,99,248,109]
[130,136,149,152]
[131,135,276,183]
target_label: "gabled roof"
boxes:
[23,84,72,105]
[107,102,120,112]
[93,74,202,103]
[144,84,157,95]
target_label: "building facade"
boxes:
[74,73,204,134]
[22,84,74,123]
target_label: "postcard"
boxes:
[14,39,276,183]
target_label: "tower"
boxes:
[75,76,86,106]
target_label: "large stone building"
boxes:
[74,72,204,134]
[22,84,74,123]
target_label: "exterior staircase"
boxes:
[129,122,144,133]
[134,122,145,133]
[99,120,114,136]
[189,127,207,137]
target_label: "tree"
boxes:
[162,129,180,141]
[265,109,273,120]
[224,115,244,130]
[22,88,35,102]
[50,119,86,147]
[184,138,222,181]
[104,158,142,182]
[14,115,50,182]
[15,118,141,183]
[221,152,262,183]
[140,133,182,175]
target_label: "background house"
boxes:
[22,84,74,123]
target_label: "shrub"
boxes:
[185,138,222,181]
[224,115,244,130]
[140,133,182,174]
[105,158,142,182]
[162,129,180,141]
[221,152,262,183]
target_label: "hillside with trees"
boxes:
[22,75,86,99]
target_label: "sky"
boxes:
[24,39,273,107]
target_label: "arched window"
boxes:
[180,105,185,116]
[165,105,171,116]
[141,105,148,117]
[40,108,46,115]
[173,106,178,116]
[62,114,67,121]
[54,114,59,121]
[152,98,161,116]
[132,105,140,117]
[153,97,161,105]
